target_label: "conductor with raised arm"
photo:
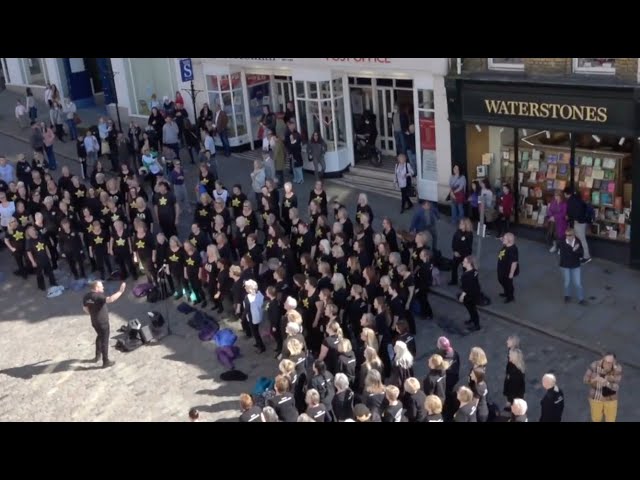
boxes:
[82,281,127,368]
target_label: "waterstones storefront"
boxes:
[446,77,640,267]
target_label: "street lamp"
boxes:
[104,61,122,132]
[182,80,202,132]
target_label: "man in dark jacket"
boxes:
[558,228,585,304]
[564,187,591,263]
[540,373,564,422]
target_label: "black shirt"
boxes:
[309,190,328,216]
[194,202,213,231]
[332,389,355,422]
[337,351,357,385]
[454,403,478,422]
[322,335,341,374]
[540,387,565,422]
[268,393,299,423]
[452,229,473,257]
[356,204,374,225]
[403,390,428,423]
[111,230,132,256]
[472,381,489,421]
[58,228,83,255]
[133,232,155,260]
[229,193,247,219]
[167,247,185,275]
[26,233,51,265]
[497,244,519,277]
[306,404,327,423]
[132,207,153,230]
[239,406,264,423]
[382,403,405,422]
[154,193,177,222]
[281,193,297,223]
[184,251,201,278]
[7,227,26,251]
[461,269,481,302]
[83,291,108,326]
[384,228,399,253]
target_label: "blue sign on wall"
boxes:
[179,58,194,82]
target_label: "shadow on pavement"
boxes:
[0,358,88,379]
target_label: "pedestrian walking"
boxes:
[26,87,37,121]
[449,217,473,286]
[82,280,126,369]
[540,373,564,422]
[497,233,519,303]
[559,228,586,304]
[394,153,414,213]
[308,131,327,180]
[583,353,622,422]
[459,255,481,331]
[213,103,231,157]
[546,190,568,253]
[63,98,78,141]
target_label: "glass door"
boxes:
[376,86,395,155]
[274,78,294,115]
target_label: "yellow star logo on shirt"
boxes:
[266,239,274,248]
[19,216,28,225]
[136,240,145,249]
[356,211,362,220]
[94,236,104,245]
[159,197,168,206]
[334,264,338,272]
[116,238,126,247]
[13,231,24,241]
[189,237,197,246]
[498,249,506,260]
[201,178,209,185]
[377,258,383,267]
[265,302,270,311]
[101,207,109,215]
[111,214,120,222]
[130,201,137,209]
[199,209,208,217]
[284,199,291,208]
[169,254,179,262]
[96,187,104,194]
[245,217,251,225]
[296,237,304,247]
[75,190,85,198]
[186,257,195,266]
[231,198,241,208]
[389,270,394,279]
[87,225,94,233]
[315,196,322,203]
[412,251,417,259]
[400,281,405,288]
[316,228,322,238]
[302,298,309,309]
[35,242,45,252]
[262,213,269,221]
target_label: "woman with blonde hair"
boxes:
[503,348,526,410]
[305,389,327,422]
[318,321,343,374]
[336,338,357,387]
[360,327,379,353]
[468,346,488,392]
[282,322,307,359]
[390,341,414,393]
[363,369,385,420]
[424,354,449,403]
[404,377,428,423]
[357,346,384,396]
[424,395,444,422]
[454,386,477,422]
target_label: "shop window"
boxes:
[204,72,246,138]
[23,58,46,86]
[488,58,524,71]
[377,78,393,87]
[246,74,271,141]
[574,58,616,74]
[127,58,176,116]
[395,79,413,89]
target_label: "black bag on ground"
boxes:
[477,292,491,307]
[115,337,143,352]
[432,250,453,272]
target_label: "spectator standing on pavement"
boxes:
[409,200,439,252]
[213,103,231,157]
[128,122,143,164]
[30,122,45,158]
[148,107,165,142]
[63,98,78,141]
[503,348,526,410]
[162,116,180,161]
[559,228,586,305]
[169,160,188,209]
[448,164,466,225]
[539,373,564,422]
[394,153,414,214]
[183,119,201,165]
[97,117,109,158]
[496,184,514,238]
[564,186,591,263]
[583,353,622,422]
[198,103,213,131]
[285,123,304,184]
[44,83,53,107]
[15,99,29,129]
[26,87,37,121]
[42,122,57,171]
[270,133,286,187]
[497,233,519,303]
[251,160,266,207]
[49,102,65,142]
[84,129,99,169]
[308,131,327,180]
[460,255,481,331]
[546,190,568,253]
[0,156,15,184]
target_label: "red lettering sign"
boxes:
[325,58,391,64]
[420,117,436,150]
[246,74,270,86]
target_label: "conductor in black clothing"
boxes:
[449,218,473,286]
[540,373,564,422]
[497,233,519,303]
[459,255,481,331]
[82,280,126,368]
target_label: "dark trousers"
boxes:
[450,255,463,284]
[93,248,112,280]
[12,250,27,277]
[187,275,206,304]
[250,322,265,351]
[273,324,283,352]
[165,143,180,160]
[171,270,185,297]
[66,251,86,279]
[115,252,137,280]
[218,131,231,156]
[276,170,285,187]
[497,215,511,237]
[54,123,65,141]
[464,297,480,327]
[35,262,57,290]
[404,311,417,335]
[498,273,515,300]
[92,322,110,363]
[400,186,413,211]
[139,257,156,284]
[417,288,434,319]
[159,218,178,239]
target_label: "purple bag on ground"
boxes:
[216,346,241,369]
[198,323,219,342]
[133,283,153,298]
[214,328,238,347]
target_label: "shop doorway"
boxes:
[274,76,293,115]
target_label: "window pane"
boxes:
[308,81,318,99]
[233,88,246,136]
[332,77,343,97]
[247,76,271,141]
[320,80,331,99]
[130,58,174,116]
[577,58,615,69]
[23,58,45,86]
[221,92,235,136]
[418,89,434,110]
[395,79,413,89]
[295,81,305,99]
[492,58,523,64]
[231,73,242,89]
[334,98,346,146]
[219,75,230,91]
[206,74,218,91]
[320,100,334,149]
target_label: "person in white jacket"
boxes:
[243,279,266,353]
[394,154,415,214]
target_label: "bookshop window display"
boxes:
[206,73,247,138]
[499,131,632,243]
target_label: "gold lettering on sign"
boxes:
[483,99,608,123]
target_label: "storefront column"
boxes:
[342,75,355,167]
[513,128,520,224]
[569,133,577,191]
[449,122,467,179]
[412,86,422,183]
[240,70,255,150]
[630,140,640,268]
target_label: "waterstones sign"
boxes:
[461,85,637,134]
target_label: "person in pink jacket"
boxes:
[546,191,568,253]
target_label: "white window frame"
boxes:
[573,58,616,75]
[488,58,524,71]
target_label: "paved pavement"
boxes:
[0,89,638,421]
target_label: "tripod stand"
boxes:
[155,265,185,338]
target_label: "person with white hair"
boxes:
[332,372,355,421]
[503,348,526,411]
[540,373,564,422]
[510,398,528,422]
[243,279,265,353]
[390,341,414,394]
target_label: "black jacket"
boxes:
[461,269,481,303]
[452,229,473,258]
[503,362,525,401]
[437,348,460,394]
[423,369,447,403]
[310,372,335,408]
[559,238,583,269]
[332,389,355,421]
[403,390,428,422]
[540,386,564,422]
[566,193,587,224]
[337,351,357,387]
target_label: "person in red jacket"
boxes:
[497,184,514,238]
